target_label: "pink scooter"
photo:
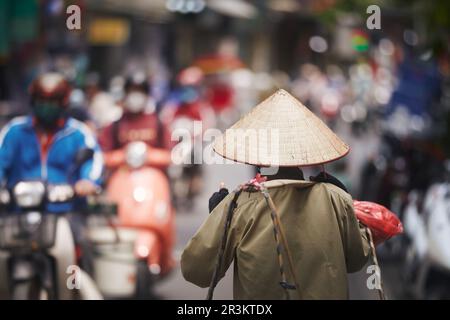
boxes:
[86,142,175,299]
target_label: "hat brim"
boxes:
[212,89,350,167]
[212,145,350,168]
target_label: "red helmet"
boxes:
[29,72,72,107]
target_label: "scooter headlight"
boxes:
[13,182,45,208]
[126,142,148,169]
[136,245,150,258]
[24,211,42,228]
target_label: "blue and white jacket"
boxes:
[0,116,104,213]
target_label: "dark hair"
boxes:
[124,75,150,94]
[258,166,304,181]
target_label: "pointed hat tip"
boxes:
[271,88,303,105]
[275,88,289,95]
[273,88,298,101]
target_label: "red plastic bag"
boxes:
[353,200,403,246]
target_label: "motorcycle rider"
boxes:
[160,67,215,207]
[93,73,176,295]
[98,73,172,169]
[0,72,103,207]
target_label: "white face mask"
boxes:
[124,92,147,113]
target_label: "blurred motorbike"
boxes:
[161,73,210,210]
[0,150,102,300]
[402,191,427,295]
[360,133,444,258]
[86,142,175,299]
[168,115,204,210]
[402,181,450,299]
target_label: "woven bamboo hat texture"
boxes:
[213,89,349,167]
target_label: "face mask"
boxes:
[124,92,147,113]
[33,101,63,128]
[179,86,199,104]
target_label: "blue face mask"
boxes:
[178,87,199,104]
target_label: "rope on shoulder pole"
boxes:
[260,185,303,300]
[206,174,302,300]
[365,227,387,300]
[206,189,242,300]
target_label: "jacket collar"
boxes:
[25,115,76,141]
[262,179,316,189]
[25,115,68,132]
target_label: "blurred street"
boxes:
[1,0,450,301]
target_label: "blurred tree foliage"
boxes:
[316,0,449,54]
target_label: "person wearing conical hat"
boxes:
[181,89,370,300]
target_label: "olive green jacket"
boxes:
[181,180,370,300]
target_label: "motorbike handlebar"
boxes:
[104,145,172,169]
[0,181,103,210]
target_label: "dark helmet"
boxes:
[124,72,151,94]
[29,73,72,128]
[29,72,72,107]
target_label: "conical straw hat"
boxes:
[213,89,349,167]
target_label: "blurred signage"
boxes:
[352,30,369,52]
[207,0,257,19]
[166,0,205,14]
[11,0,39,43]
[0,1,9,58]
[88,17,130,46]
[0,0,39,59]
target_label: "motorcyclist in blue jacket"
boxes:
[0,72,103,213]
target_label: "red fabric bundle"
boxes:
[353,200,403,246]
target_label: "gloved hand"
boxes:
[75,179,100,197]
[209,183,229,213]
[309,172,348,193]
